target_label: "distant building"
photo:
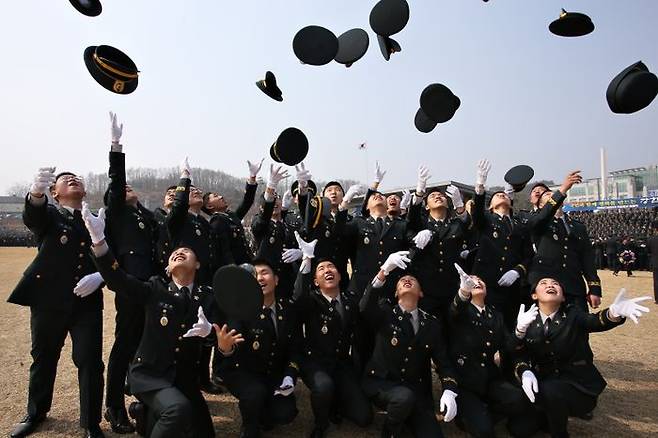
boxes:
[550,164,658,203]
[0,196,23,214]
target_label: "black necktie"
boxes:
[331,298,347,329]
[402,312,416,336]
[543,317,551,336]
[376,217,384,235]
[263,307,277,337]
[503,216,513,234]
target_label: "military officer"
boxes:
[358,251,459,438]
[103,113,158,433]
[8,169,105,438]
[218,258,302,438]
[513,277,650,438]
[203,159,262,265]
[251,165,296,297]
[405,173,471,325]
[471,159,533,328]
[293,234,373,438]
[84,205,220,437]
[527,171,602,311]
[450,264,536,438]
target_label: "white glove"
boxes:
[439,389,458,422]
[282,248,303,264]
[247,158,264,178]
[521,371,538,403]
[109,111,123,144]
[459,249,470,259]
[445,185,464,209]
[81,202,106,244]
[515,304,538,335]
[454,263,477,295]
[73,272,103,298]
[416,165,431,194]
[476,159,491,186]
[183,307,213,338]
[412,229,433,250]
[282,190,293,210]
[273,376,295,397]
[504,183,515,197]
[294,231,317,260]
[295,162,312,189]
[497,269,520,287]
[400,189,411,210]
[374,161,387,184]
[380,251,411,275]
[267,164,289,190]
[180,157,191,179]
[609,288,651,324]
[30,167,57,196]
[343,184,367,204]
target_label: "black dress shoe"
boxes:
[10,414,46,438]
[309,426,328,438]
[200,380,224,394]
[104,407,135,434]
[82,425,105,438]
[128,401,147,436]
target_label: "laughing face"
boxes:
[189,186,204,208]
[254,263,278,298]
[167,247,200,276]
[324,185,344,207]
[387,194,401,214]
[163,188,176,209]
[395,275,423,300]
[470,275,487,299]
[532,278,565,305]
[489,192,511,210]
[314,261,341,290]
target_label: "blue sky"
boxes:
[1,0,657,194]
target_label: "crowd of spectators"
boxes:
[0,214,35,247]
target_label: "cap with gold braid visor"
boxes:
[84,45,139,94]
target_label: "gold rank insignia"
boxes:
[160,316,168,327]
[138,222,145,229]
[321,325,328,335]
[391,337,398,346]
[364,237,370,244]
[111,260,120,270]
[457,358,464,365]
[253,341,260,350]
[60,235,68,244]
[260,314,266,320]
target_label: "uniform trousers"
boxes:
[457,380,530,438]
[223,370,297,436]
[532,379,597,438]
[27,307,104,428]
[106,292,144,408]
[361,376,443,438]
[301,360,373,429]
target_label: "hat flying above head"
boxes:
[377,35,402,61]
[84,45,139,94]
[256,71,283,102]
[505,165,535,192]
[549,9,594,37]
[606,61,658,114]
[369,0,410,37]
[420,84,460,123]
[334,29,370,67]
[414,108,438,133]
[270,127,309,166]
[213,265,263,322]
[69,0,102,17]
[293,26,339,66]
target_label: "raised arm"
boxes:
[472,159,492,230]
[235,158,263,219]
[106,111,127,210]
[166,157,192,244]
[526,171,581,232]
[23,167,57,237]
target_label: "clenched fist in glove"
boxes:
[73,272,103,298]
[412,229,433,250]
[439,390,458,422]
[521,370,538,403]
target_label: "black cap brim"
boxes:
[549,12,594,37]
[293,26,339,66]
[504,165,535,192]
[69,0,102,17]
[369,0,410,37]
[335,28,370,67]
[213,265,263,321]
[84,45,138,94]
[291,180,317,196]
[414,108,437,133]
[256,71,283,102]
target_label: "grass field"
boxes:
[1,247,656,437]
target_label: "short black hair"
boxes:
[252,257,278,274]
[166,185,177,192]
[313,256,337,274]
[530,182,550,193]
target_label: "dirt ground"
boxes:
[0,247,656,437]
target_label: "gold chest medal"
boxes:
[160,316,169,327]
[364,236,370,245]
[269,236,275,244]
[138,222,145,229]
[492,231,498,239]
[321,325,328,335]
[253,340,260,351]
[553,233,559,241]
[196,229,202,236]
[391,336,399,347]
